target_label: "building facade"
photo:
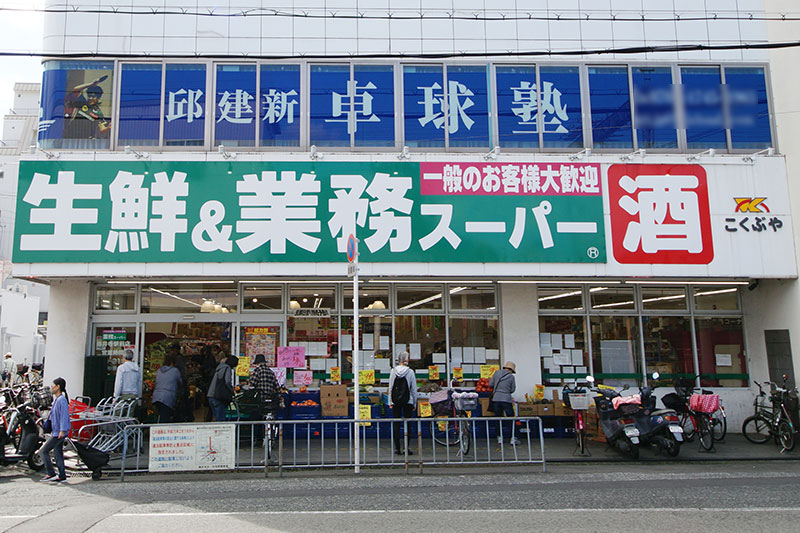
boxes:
[14,0,800,425]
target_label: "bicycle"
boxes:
[563,385,591,457]
[668,377,715,452]
[431,389,477,456]
[742,379,796,452]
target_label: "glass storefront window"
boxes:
[590,315,642,387]
[310,64,351,147]
[642,316,694,387]
[496,65,539,149]
[118,63,161,146]
[259,64,301,147]
[632,66,677,149]
[725,67,772,150]
[447,65,490,148]
[396,285,444,311]
[449,285,496,311]
[695,317,747,387]
[289,285,336,310]
[394,315,447,373]
[163,63,206,146]
[539,316,587,385]
[242,285,282,311]
[681,67,727,150]
[354,65,395,147]
[140,283,238,313]
[340,315,391,381]
[214,64,256,147]
[449,317,500,381]
[641,286,687,311]
[288,316,339,386]
[539,66,583,148]
[588,66,633,149]
[403,65,446,148]
[538,286,584,311]
[693,286,740,311]
[590,286,635,311]
[95,286,136,311]
[343,284,389,311]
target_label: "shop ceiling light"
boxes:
[368,280,477,284]
[499,280,622,284]
[694,288,739,297]
[625,280,748,285]
[108,280,234,284]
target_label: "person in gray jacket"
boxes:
[388,351,418,455]
[208,355,237,422]
[489,361,519,445]
[152,353,182,423]
[113,349,140,401]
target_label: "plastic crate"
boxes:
[290,405,322,419]
[289,391,321,404]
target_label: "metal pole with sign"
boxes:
[346,233,360,474]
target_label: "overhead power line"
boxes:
[2,5,800,23]
[0,40,798,60]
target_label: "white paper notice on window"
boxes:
[715,353,732,367]
[451,347,462,361]
[540,333,551,345]
[486,349,500,361]
[309,358,326,371]
[375,358,391,372]
[379,336,390,350]
[565,334,576,349]
[409,343,422,360]
[432,353,446,364]
[551,334,563,350]
[341,334,353,352]
[474,347,487,364]
[540,345,553,356]
[571,349,583,366]
[553,350,571,366]
[463,347,475,363]
[362,335,374,351]
[395,343,407,356]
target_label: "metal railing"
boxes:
[116,416,545,481]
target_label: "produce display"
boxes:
[291,399,319,407]
[475,378,493,393]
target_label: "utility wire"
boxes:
[0,40,797,60]
[3,6,800,22]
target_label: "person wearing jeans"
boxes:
[40,377,71,482]
[387,351,418,455]
[489,361,519,445]
[208,355,237,422]
[152,353,182,424]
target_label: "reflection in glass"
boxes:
[590,315,642,387]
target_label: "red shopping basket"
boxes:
[689,393,720,414]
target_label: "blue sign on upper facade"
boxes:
[37,60,774,153]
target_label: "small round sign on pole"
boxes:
[346,234,357,263]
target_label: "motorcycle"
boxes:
[0,402,45,471]
[632,372,683,457]
[586,376,641,459]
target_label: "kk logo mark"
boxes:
[734,197,769,213]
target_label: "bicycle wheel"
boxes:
[698,415,714,451]
[432,418,458,446]
[458,420,471,455]
[712,408,727,441]
[575,415,585,455]
[777,420,796,452]
[742,415,771,444]
[681,413,696,441]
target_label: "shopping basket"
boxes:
[689,393,720,414]
[565,392,591,410]
[452,391,479,411]
[429,389,451,416]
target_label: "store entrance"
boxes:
[141,322,232,423]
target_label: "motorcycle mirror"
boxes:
[586,375,595,384]
[652,372,660,380]
[623,384,630,391]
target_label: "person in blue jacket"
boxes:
[40,377,71,482]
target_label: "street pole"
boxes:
[353,236,360,474]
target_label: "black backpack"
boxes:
[392,373,410,405]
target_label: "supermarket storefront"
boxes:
[12,156,797,424]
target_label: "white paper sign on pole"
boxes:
[149,424,235,472]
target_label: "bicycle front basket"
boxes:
[431,399,452,416]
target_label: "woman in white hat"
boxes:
[489,361,519,445]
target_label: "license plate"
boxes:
[630,437,639,444]
[669,425,683,434]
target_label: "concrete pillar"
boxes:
[499,283,540,401]
[44,280,91,397]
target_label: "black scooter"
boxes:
[586,376,641,459]
[0,402,45,471]
[633,373,684,457]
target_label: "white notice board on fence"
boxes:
[149,424,236,472]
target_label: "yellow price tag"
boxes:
[598,384,616,390]
[480,365,499,379]
[359,369,375,385]
[428,365,440,380]
[359,404,372,426]
[534,384,545,401]
[453,367,463,381]
[329,366,341,382]
[437,418,448,432]
[418,400,432,418]
[235,356,250,377]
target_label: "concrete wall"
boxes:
[0,288,40,364]
[43,279,91,396]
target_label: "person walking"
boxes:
[39,377,70,483]
[387,351,418,455]
[113,349,140,402]
[208,355,237,422]
[2,352,17,386]
[250,354,280,447]
[489,361,519,445]
[151,353,182,423]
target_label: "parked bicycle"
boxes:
[661,377,716,452]
[431,388,478,456]
[742,377,797,452]
[563,385,592,456]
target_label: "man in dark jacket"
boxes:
[250,354,280,447]
[208,355,237,422]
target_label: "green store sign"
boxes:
[13,161,606,263]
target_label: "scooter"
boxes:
[0,402,45,471]
[586,376,641,459]
[633,373,684,457]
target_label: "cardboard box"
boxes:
[517,402,537,417]
[478,397,493,416]
[537,402,554,416]
[320,385,348,417]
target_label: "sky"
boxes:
[0,3,45,117]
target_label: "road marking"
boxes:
[0,515,36,519]
[115,507,800,517]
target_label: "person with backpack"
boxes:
[489,361,519,445]
[208,355,238,422]
[388,351,417,455]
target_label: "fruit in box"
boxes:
[475,377,492,393]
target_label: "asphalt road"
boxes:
[3,462,800,532]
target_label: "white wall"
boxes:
[0,288,40,364]
[43,279,91,397]
[499,283,540,401]
[43,0,769,62]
